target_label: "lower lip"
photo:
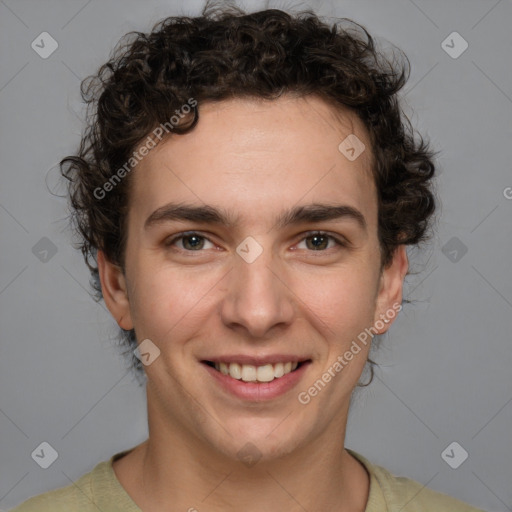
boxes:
[202,362,310,401]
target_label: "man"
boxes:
[12,4,483,511]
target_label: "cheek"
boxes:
[296,265,378,312]
[126,261,220,341]
[293,264,380,341]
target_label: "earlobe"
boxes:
[97,250,134,331]
[373,245,408,334]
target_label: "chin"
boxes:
[206,418,310,465]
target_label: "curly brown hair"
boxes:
[61,4,436,378]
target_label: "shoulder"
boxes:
[9,467,97,512]
[347,449,485,512]
[9,452,139,512]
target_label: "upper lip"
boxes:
[202,355,311,366]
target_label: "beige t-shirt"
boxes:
[10,448,484,511]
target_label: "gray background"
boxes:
[1,0,511,510]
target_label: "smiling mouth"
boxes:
[203,360,309,383]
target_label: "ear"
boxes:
[97,250,134,331]
[373,245,408,334]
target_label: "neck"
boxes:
[113,402,369,512]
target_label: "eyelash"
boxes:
[164,230,348,253]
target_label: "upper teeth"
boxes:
[214,362,299,382]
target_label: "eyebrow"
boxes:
[144,202,367,231]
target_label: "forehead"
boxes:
[129,95,377,232]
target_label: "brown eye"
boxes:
[297,231,345,251]
[305,233,329,250]
[165,232,214,251]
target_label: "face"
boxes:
[99,95,407,463]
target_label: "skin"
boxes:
[98,95,408,512]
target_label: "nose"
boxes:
[219,244,295,339]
